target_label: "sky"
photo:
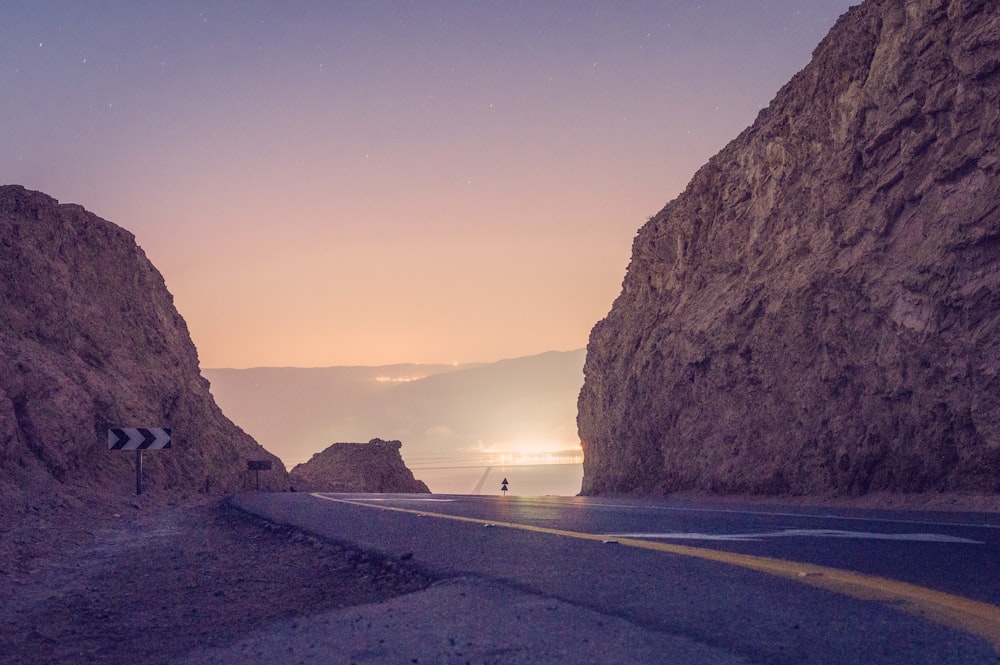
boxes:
[2,1,855,368]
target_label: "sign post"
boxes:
[108,428,172,495]
[247,460,273,490]
[501,478,509,496]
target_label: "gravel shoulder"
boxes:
[0,496,435,665]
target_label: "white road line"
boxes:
[333,497,455,502]
[604,529,985,544]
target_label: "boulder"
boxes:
[291,439,430,493]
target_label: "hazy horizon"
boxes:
[201,347,583,371]
[204,349,587,493]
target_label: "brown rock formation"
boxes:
[0,185,289,519]
[578,0,1000,495]
[290,439,430,493]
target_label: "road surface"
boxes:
[213,492,1000,664]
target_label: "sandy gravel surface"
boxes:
[0,496,435,665]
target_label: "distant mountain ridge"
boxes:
[203,349,585,475]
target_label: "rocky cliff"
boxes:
[0,186,289,519]
[578,0,1000,496]
[290,439,430,493]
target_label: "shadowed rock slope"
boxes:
[0,186,289,521]
[290,439,430,493]
[579,0,1000,496]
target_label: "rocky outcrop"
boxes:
[0,185,289,519]
[290,439,430,493]
[578,0,1000,496]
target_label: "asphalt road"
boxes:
[223,492,1000,665]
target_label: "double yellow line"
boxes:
[312,493,1000,650]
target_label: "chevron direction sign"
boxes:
[108,428,172,450]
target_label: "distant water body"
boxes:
[413,463,583,496]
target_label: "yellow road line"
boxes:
[311,493,1000,650]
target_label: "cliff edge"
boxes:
[578,0,1000,495]
[0,185,289,521]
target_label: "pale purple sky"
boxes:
[2,1,856,367]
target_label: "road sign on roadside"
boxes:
[108,428,171,450]
[501,478,509,495]
[247,460,273,490]
[108,428,171,495]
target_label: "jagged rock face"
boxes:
[0,186,289,514]
[579,0,1000,496]
[290,439,430,493]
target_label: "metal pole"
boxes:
[136,449,142,495]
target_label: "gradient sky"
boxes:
[2,1,855,368]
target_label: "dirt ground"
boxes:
[0,496,436,665]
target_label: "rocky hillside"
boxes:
[0,186,289,520]
[579,0,1000,495]
[290,439,430,493]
